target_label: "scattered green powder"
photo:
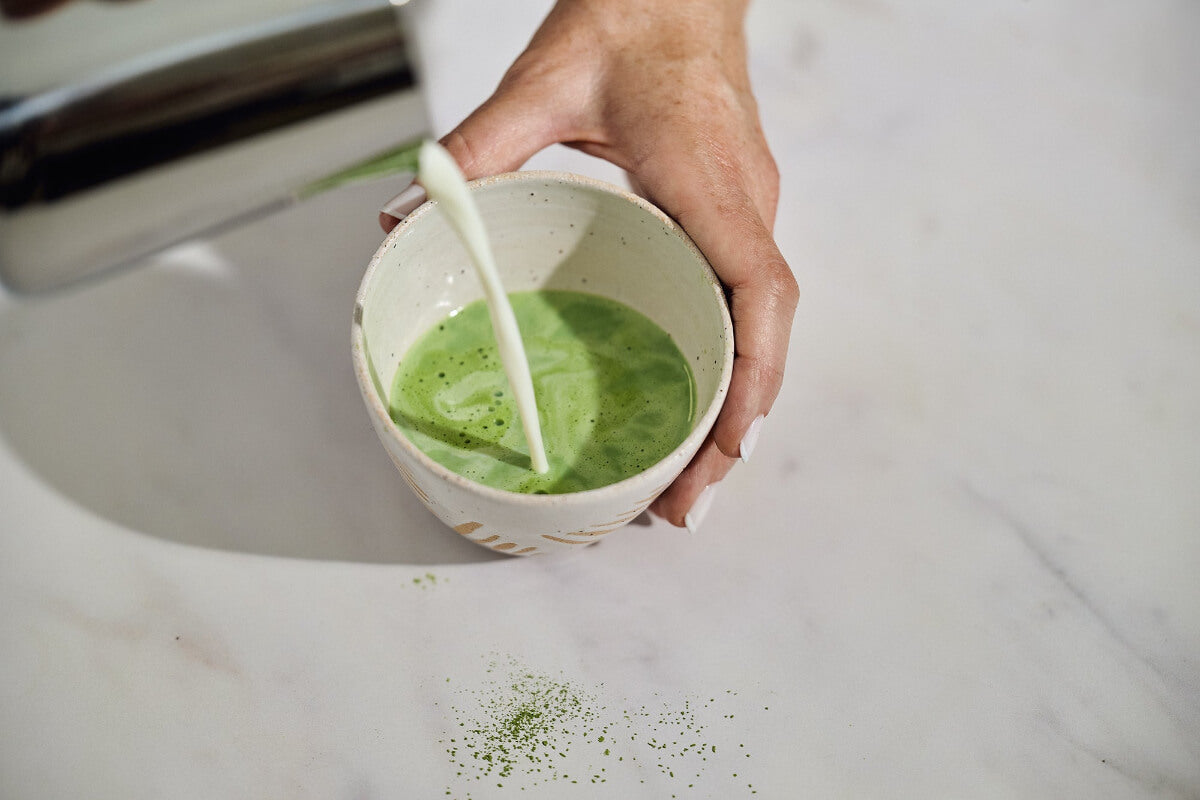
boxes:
[439,655,766,798]
[410,573,445,589]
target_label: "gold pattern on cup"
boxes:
[541,535,596,545]
[388,454,432,505]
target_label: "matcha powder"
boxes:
[439,655,764,798]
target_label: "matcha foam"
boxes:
[389,289,695,494]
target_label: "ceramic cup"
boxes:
[352,171,733,555]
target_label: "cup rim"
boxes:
[352,170,734,508]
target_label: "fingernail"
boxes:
[739,414,765,464]
[684,485,717,535]
[380,180,427,220]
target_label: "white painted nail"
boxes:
[684,484,717,535]
[380,180,427,220]
[739,414,765,464]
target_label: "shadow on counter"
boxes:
[0,182,508,565]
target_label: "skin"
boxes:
[384,0,800,528]
[11,0,796,527]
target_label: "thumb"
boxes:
[439,86,560,181]
[379,87,558,233]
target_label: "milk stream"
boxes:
[416,141,549,474]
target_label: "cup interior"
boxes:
[355,172,732,493]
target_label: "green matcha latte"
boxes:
[388,289,695,494]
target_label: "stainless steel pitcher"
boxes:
[0,0,429,292]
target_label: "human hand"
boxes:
[380,0,798,532]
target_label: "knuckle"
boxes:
[440,129,477,173]
[760,148,781,189]
[742,352,787,392]
[764,258,800,311]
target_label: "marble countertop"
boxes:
[2,1,1198,798]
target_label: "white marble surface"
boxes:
[2,1,1199,798]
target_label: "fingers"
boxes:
[378,58,591,234]
[710,238,798,460]
[649,435,737,529]
[379,211,400,234]
[377,89,560,233]
[371,0,796,531]
[379,180,427,232]
[647,189,795,531]
[644,160,798,464]
[649,241,794,532]
[438,83,565,181]
[747,145,781,232]
[648,232,795,531]
[581,62,794,474]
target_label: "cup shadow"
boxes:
[0,182,502,565]
[388,407,531,471]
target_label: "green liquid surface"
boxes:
[389,290,696,494]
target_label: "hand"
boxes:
[382,0,798,531]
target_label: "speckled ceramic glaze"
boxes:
[353,172,733,555]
